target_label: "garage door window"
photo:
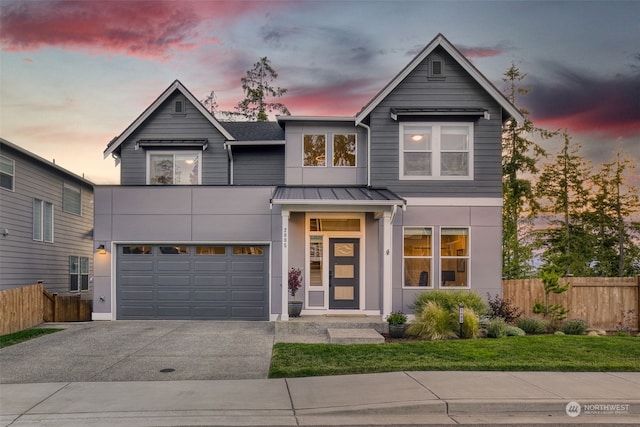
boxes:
[159,246,189,254]
[233,246,264,255]
[122,246,153,254]
[196,246,226,255]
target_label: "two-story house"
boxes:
[0,138,95,295]
[93,34,523,321]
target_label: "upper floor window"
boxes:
[333,134,356,167]
[33,199,54,242]
[303,134,326,167]
[400,122,473,180]
[0,155,14,191]
[63,183,82,215]
[147,151,201,185]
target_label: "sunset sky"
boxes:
[1,0,639,185]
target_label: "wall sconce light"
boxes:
[97,244,106,255]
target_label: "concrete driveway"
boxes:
[0,321,275,383]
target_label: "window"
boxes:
[0,155,14,191]
[148,151,201,185]
[174,100,184,114]
[429,58,445,78]
[70,256,89,292]
[33,199,53,242]
[159,246,189,254]
[309,218,360,232]
[196,246,226,255]
[122,246,152,254]
[440,228,469,287]
[63,183,81,215]
[303,134,326,166]
[333,134,356,167]
[400,123,472,179]
[403,228,433,287]
[233,246,263,255]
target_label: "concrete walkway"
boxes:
[2,371,639,426]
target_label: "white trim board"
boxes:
[405,197,502,207]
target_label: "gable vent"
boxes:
[174,100,184,114]
[431,60,443,76]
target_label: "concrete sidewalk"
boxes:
[2,371,639,426]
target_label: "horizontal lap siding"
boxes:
[369,47,503,198]
[120,92,228,185]
[0,146,94,293]
[233,145,285,185]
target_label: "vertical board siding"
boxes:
[233,145,285,185]
[0,144,94,294]
[119,92,228,185]
[0,284,43,335]
[369,47,503,197]
[503,277,640,331]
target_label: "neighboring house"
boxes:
[93,34,523,321]
[0,138,95,295]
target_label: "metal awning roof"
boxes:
[271,186,405,207]
[390,107,490,121]
[136,139,208,150]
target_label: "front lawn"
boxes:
[269,335,640,378]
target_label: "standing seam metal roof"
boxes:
[271,186,405,205]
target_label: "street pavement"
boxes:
[1,321,639,426]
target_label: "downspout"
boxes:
[224,142,234,185]
[357,121,371,187]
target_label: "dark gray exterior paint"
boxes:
[368,47,504,197]
[232,145,285,185]
[0,139,94,294]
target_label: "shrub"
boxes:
[486,318,507,338]
[517,317,550,335]
[505,326,526,337]
[413,290,488,317]
[486,293,523,323]
[407,301,457,340]
[386,311,407,325]
[561,319,588,335]
[460,307,480,339]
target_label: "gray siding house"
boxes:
[0,138,95,295]
[93,34,523,321]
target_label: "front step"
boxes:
[327,328,385,344]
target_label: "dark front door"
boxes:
[329,238,359,309]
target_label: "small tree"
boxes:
[288,267,303,301]
[533,267,569,328]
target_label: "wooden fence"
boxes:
[503,277,640,331]
[0,284,44,335]
[0,284,92,335]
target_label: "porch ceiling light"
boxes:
[97,244,106,255]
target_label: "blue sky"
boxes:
[1,0,639,185]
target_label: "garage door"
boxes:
[116,244,269,320]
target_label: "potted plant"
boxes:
[288,267,303,318]
[386,311,407,338]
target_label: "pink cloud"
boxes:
[0,0,275,58]
[458,45,506,58]
[284,81,378,116]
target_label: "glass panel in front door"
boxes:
[329,238,359,309]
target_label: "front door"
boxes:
[329,238,359,309]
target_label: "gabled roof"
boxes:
[1,138,93,186]
[355,33,524,125]
[103,80,235,158]
[221,121,285,141]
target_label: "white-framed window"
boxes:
[303,134,326,167]
[147,151,201,185]
[400,122,473,180]
[69,256,89,292]
[440,227,469,288]
[63,183,82,215]
[333,134,356,167]
[0,155,14,191]
[33,199,54,243]
[403,227,433,288]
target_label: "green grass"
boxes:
[0,328,63,348]
[269,335,640,378]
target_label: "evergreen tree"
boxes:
[587,150,640,276]
[535,130,594,275]
[501,64,550,278]
[234,56,290,121]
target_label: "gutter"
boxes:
[223,142,234,185]
[356,121,372,187]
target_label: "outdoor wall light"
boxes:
[97,244,106,255]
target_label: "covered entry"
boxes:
[116,244,269,320]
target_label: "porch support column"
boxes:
[281,210,290,321]
[382,210,393,319]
